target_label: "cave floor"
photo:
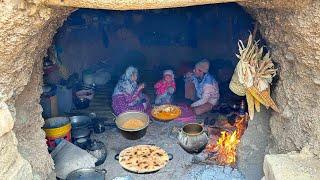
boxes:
[90,120,244,180]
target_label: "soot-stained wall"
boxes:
[52,3,255,78]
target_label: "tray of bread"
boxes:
[115,145,173,173]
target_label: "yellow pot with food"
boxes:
[151,104,181,121]
[115,111,149,140]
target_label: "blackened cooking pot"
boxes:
[114,111,149,140]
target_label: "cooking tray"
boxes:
[115,144,173,174]
[151,104,182,122]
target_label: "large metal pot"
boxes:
[178,123,209,154]
[115,111,149,140]
[69,116,91,129]
[66,168,107,180]
[43,117,71,139]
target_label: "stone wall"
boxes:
[237,107,271,180]
[236,0,320,179]
[242,0,320,157]
[0,0,319,179]
[0,0,72,179]
[237,1,320,179]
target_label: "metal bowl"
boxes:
[69,116,91,129]
[43,117,70,129]
[115,111,149,140]
[66,168,107,180]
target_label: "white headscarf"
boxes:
[163,69,175,79]
[113,66,138,96]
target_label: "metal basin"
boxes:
[43,117,71,140]
[115,111,149,140]
[66,168,107,180]
[43,117,70,129]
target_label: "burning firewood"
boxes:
[204,114,247,166]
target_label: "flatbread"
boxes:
[151,105,181,121]
[118,145,169,173]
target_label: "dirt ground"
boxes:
[91,119,244,180]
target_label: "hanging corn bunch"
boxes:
[230,33,279,120]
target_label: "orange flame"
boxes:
[235,115,247,139]
[205,115,247,165]
[215,131,240,165]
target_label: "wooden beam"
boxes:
[45,0,245,10]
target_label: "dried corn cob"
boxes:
[246,90,255,120]
[233,33,279,118]
[254,98,261,112]
[260,89,280,112]
[247,86,269,108]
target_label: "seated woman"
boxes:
[154,70,176,105]
[184,59,220,115]
[112,66,150,115]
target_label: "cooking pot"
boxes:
[72,128,91,139]
[66,168,107,180]
[74,97,90,109]
[178,123,209,154]
[87,140,107,166]
[114,111,149,140]
[70,116,91,129]
[76,89,94,101]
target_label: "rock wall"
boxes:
[0,0,72,179]
[237,107,271,180]
[13,61,53,179]
[242,0,320,157]
[237,0,320,179]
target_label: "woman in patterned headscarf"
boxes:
[112,66,149,115]
[185,59,220,115]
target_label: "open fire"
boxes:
[205,114,248,166]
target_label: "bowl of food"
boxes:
[151,104,182,121]
[115,111,149,140]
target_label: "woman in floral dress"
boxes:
[112,66,150,115]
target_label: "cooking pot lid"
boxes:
[72,128,91,138]
[67,168,106,180]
